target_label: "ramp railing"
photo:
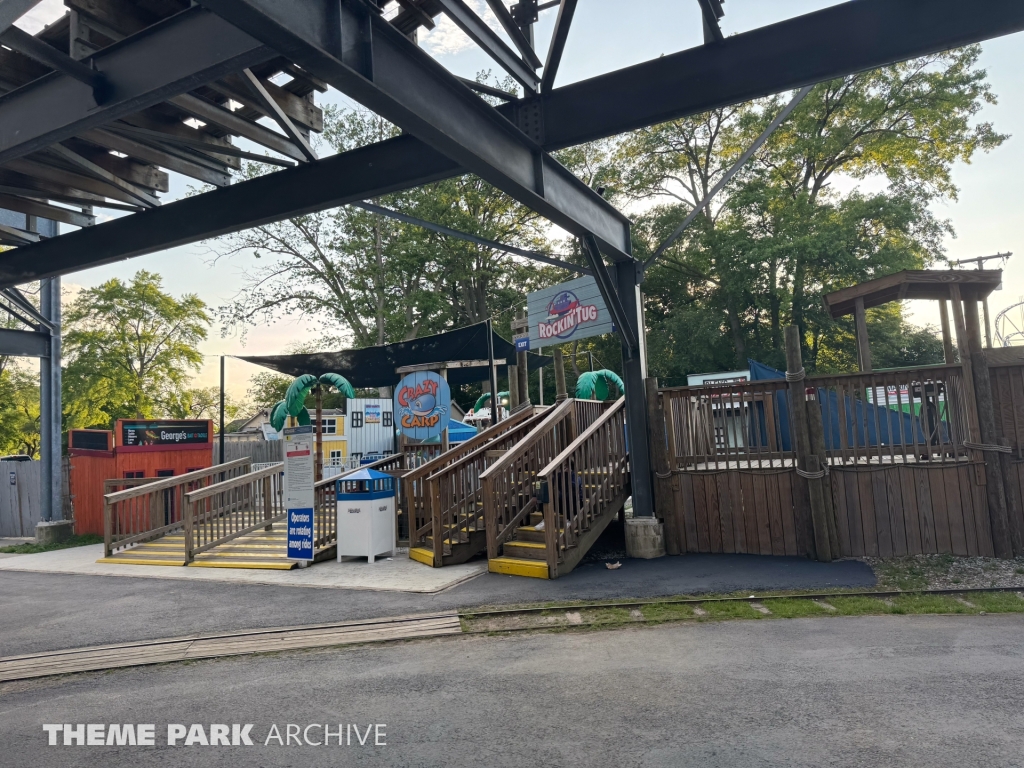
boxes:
[414,408,552,565]
[183,463,285,562]
[537,398,629,577]
[481,398,578,559]
[103,459,251,557]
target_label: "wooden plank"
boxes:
[915,467,936,553]
[970,464,995,558]
[692,473,710,552]
[750,472,773,556]
[942,465,969,556]
[716,472,735,553]
[706,474,722,553]
[831,470,851,557]
[777,469,799,556]
[765,471,787,556]
[885,467,907,556]
[738,471,758,555]
[871,469,893,557]
[678,474,699,553]
[957,463,980,557]
[929,467,953,554]
[898,465,923,555]
[727,470,745,552]
[840,470,863,556]
[857,470,878,556]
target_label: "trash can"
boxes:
[336,468,396,563]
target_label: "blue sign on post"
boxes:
[394,371,451,441]
[514,334,530,352]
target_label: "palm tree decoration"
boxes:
[269,373,356,478]
[473,391,510,414]
[575,370,624,401]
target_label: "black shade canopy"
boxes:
[239,322,549,388]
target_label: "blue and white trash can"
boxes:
[336,468,396,564]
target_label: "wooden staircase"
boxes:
[485,398,631,579]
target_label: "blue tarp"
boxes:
[746,360,945,452]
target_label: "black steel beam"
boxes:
[539,0,577,93]
[525,0,1024,150]
[0,327,49,357]
[0,0,44,35]
[197,0,632,260]
[5,0,1024,283]
[0,136,460,287]
[436,0,539,90]
[0,6,273,165]
[0,25,109,96]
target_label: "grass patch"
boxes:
[970,591,1024,613]
[701,601,763,620]
[0,534,102,554]
[639,602,696,623]
[761,598,833,618]
[827,596,894,615]
[888,594,974,615]
[579,607,633,626]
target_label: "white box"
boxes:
[335,471,396,563]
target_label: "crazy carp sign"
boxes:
[394,371,451,441]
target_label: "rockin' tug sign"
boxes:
[394,371,451,441]
[527,276,614,350]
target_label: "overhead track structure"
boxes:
[0,0,1021,524]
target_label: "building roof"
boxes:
[824,270,1003,319]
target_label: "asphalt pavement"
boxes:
[2,614,1022,767]
[0,552,874,656]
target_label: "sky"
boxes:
[12,1,1024,399]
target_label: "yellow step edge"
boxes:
[488,557,549,579]
[504,540,546,550]
[96,557,185,567]
[187,560,296,570]
[408,547,436,567]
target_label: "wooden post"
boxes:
[999,437,1024,556]
[553,347,568,401]
[646,377,680,555]
[983,297,993,349]
[939,300,955,364]
[263,474,273,532]
[103,498,112,558]
[315,384,323,482]
[854,296,872,372]
[950,285,982,444]
[785,325,830,561]
[964,297,1013,558]
[806,386,841,558]
[508,364,520,409]
[183,497,194,564]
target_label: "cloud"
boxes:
[419,0,506,57]
[12,0,66,34]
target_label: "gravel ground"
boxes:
[867,554,1024,590]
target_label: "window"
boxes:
[351,411,363,428]
[124,470,144,479]
[156,469,175,477]
[319,418,337,435]
[382,411,393,427]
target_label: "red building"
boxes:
[69,420,213,535]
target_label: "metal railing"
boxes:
[481,398,578,559]
[103,459,251,557]
[537,398,630,577]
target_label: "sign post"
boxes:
[283,424,315,564]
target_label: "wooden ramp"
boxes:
[98,527,299,570]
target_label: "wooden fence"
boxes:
[650,361,1012,560]
[0,457,72,538]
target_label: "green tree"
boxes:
[0,368,40,456]
[161,386,247,424]
[63,271,210,427]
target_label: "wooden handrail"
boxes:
[538,398,626,479]
[105,458,250,503]
[184,462,282,503]
[478,398,575,483]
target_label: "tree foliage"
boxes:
[63,271,210,427]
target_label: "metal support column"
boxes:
[39,276,62,522]
[615,259,654,518]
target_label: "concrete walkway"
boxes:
[0,543,487,593]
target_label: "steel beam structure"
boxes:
[0,6,273,165]
[0,326,48,356]
[195,0,632,261]
[5,0,1024,283]
[0,0,44,35]
[39,276,61,522]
